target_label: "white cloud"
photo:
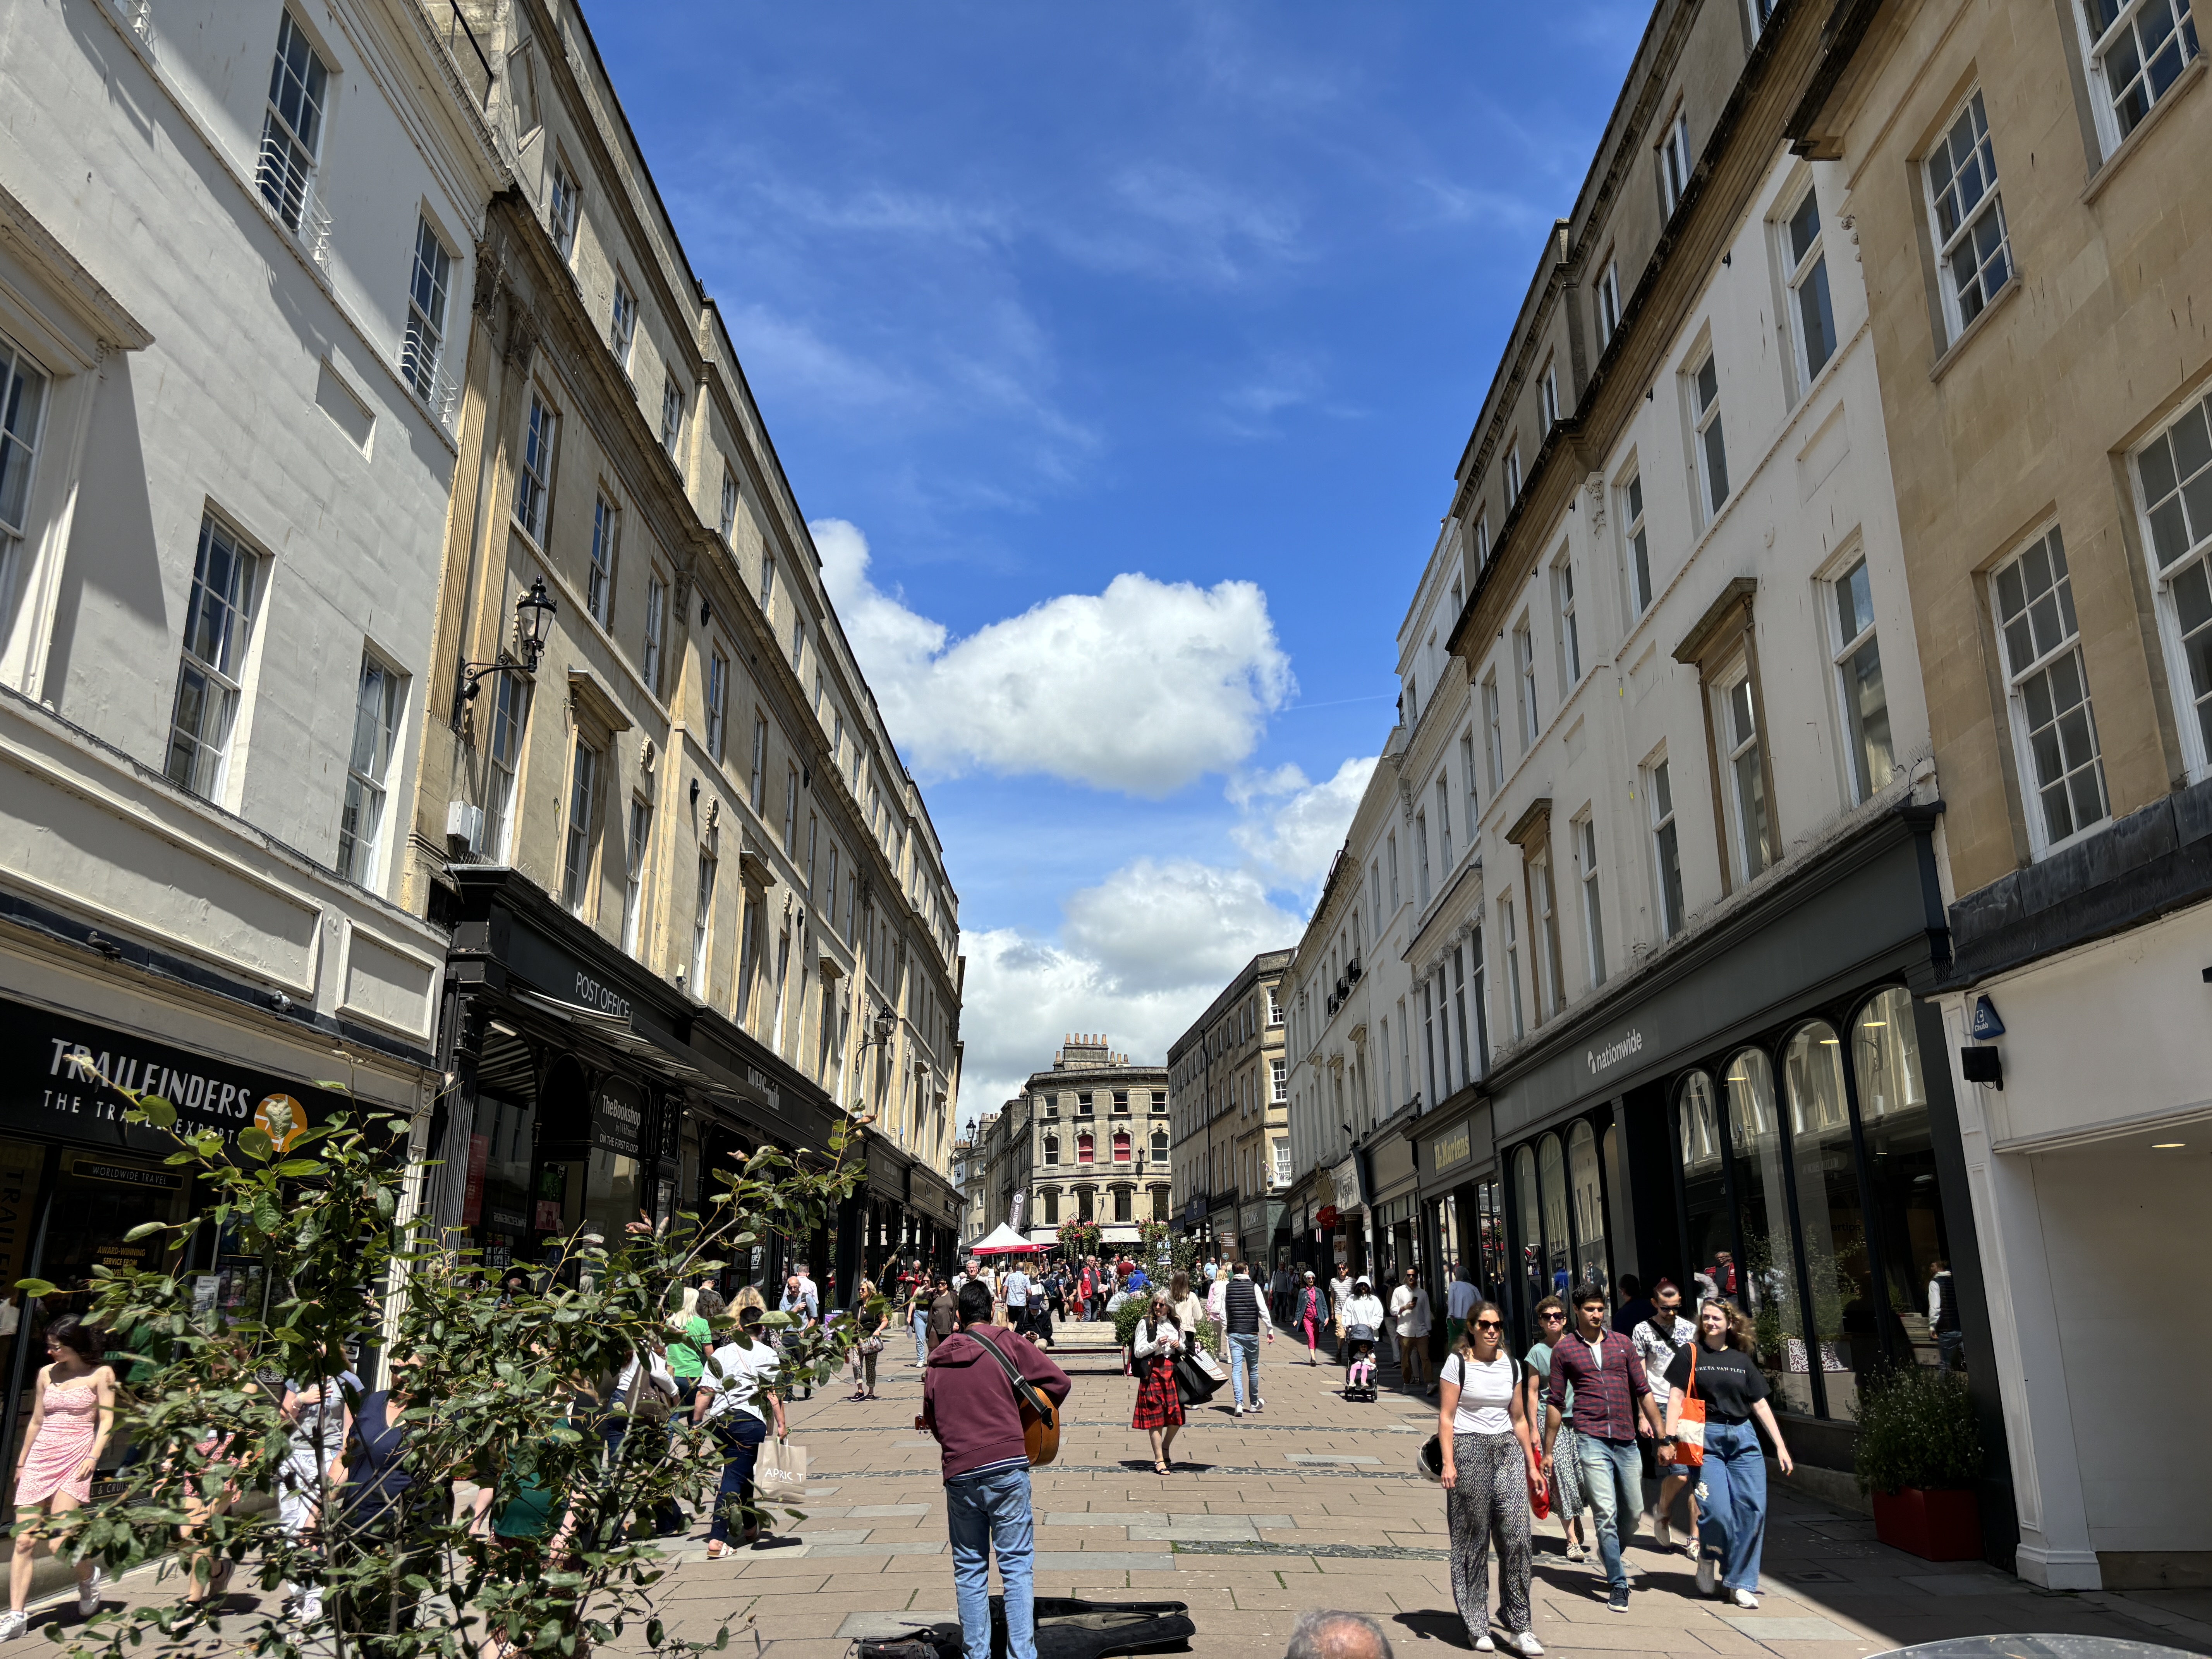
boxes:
[957,858,1304,1118]
[814,517,1293,797]
[1230,756,1379,887]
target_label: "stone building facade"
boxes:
[0,0,491,1495]
[1028,1034,1170,1250]
[1789,0,2212,1590]
[1167,959,1291,1266]
[398,0,965,1290]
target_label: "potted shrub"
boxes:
[1854,1364,1985,1560]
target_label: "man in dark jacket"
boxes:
[922,1280,1072,1659]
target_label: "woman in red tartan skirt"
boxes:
[1130,1291,1187,1473]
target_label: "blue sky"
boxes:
[591,3,1647,1118]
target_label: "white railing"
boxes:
[127,0,153,46]
[255,131,332,269]
[399,333,460,429]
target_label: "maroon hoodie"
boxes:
[922,1322,1072,1480]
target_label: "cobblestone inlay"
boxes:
[1170,1539,1450,1561]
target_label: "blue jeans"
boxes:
[946,1461,1035,1659]
[1576,1434,1645,1588]
[708,1414,768,1544]
[1229,1333,1261,1408]
[1695,1419,1768,1592]
[912,1309,929,1364]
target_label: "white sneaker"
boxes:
[1474,1637,1495,1652]
[1232,1404,1244,1417]
[1652,1516,1671,1552]
[1696,1556,1718,1597]
[0,1611,24,1644]
[1255,1397,1265,1409]
[299,1590,323,1625]
[78,1568,102,1617]
[1511,1633,1544,1657]
[1730,1588,1759,1610]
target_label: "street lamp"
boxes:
[454,579,558,719]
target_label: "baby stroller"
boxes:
[1341,1321,1379,1401]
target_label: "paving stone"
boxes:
[1718,1614,1863,1641]
[1041,1511,1169,1526]
[1286,1454,1382,1465]
[1030,1552,1172,1571]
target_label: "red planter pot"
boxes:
[1872,1486,1981,1561]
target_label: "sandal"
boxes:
[706,1540,732,1559]
[1153,1461,1170,1475]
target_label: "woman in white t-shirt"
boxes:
[692,1307,789,1559]
[1436,1301,1543,1656]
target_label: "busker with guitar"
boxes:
[920,1279,1072,1659]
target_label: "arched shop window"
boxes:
[1513,1144,1543,1324]
[1723,1047,1808,1410]
[1677,1071,1732,1312]
[1851,988,1951,1376]
[1783,1020,1866,1417]
[1538,1132,1572,1300]
[1568,1120,1608,1294]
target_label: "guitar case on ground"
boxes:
[853,1595,1196,1659]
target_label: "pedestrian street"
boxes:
[60,1322,2212,1659]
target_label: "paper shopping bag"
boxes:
[756,1437,809,1500]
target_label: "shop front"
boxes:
[0,982,425,1507]
[1364,1125,1419,1293]
[1416,1093,1504,1336]
[1484,807,2009,1552]
[1324,1152,1367,1281]
[435,867,848,1301]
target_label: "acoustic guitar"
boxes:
[969,1327,1061,1467]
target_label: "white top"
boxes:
[1342,1294,1386,1334]
[1441,1352,1516,1436]
[1003,1269,1030,1306]
[1389,1285,1432,1338]
[698,1336,781,1425]
[1132,1316,1184,1359]
[1328,1275,1355,1312]
[1446,1279,1480,1320]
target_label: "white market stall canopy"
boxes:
[967,1222,1043,1255]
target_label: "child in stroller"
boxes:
[1339,1277,1385,1401]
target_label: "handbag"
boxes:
[1417,1434,1444,1483]
[1191,1348,1228,1384]
[1172,1351,1221,1407]
[756,1436,809,1500]
[621,1358,676,1425]
[970,1328,1061,1467]
[1673,1346,1708,1469]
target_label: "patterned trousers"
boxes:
[1447,1430,1534,1640]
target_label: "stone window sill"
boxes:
[2081,56,2205,208]
[1929,276,2024,385]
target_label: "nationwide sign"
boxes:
[1584,1028,1645,1080]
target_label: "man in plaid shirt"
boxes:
[1544,1281,1665,1611]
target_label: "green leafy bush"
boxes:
[29,1075,869,1658]
[1111,1293,1218,1354]
[1853,1364,1984,1494]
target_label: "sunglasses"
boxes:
[1540,1312,1566,1322]
[1474,1319,1503,1330]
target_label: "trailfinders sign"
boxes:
[2,998,348,1155]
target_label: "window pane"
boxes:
[1845,636,1895,797]
[1724,1048,1809,1410]
[1538,1133,1571,1302]
[1704,413,1730,507]
[1678,1073,1732,1311]
[1798,257,1837,378]
[1788,192,1821,267]
[1568,1120,1607,1295]
[1784,1023,1869,1418]
[1851,989,1958,1376]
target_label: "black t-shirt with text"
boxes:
[1663,1342,1769,1424]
